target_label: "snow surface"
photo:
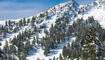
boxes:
[77,1,105,29]
[27,37,76,60]
[0,0,105,60]
[0,20,6,25]
[0,1,78,60]
[26,1,78,60]
[0,26,30,49]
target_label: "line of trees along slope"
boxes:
[52,17,105,60]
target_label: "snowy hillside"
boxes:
[0,0,105,60]
[77,0,105,28]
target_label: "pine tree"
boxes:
[83,26,97,60]
[8,20,11,27]
[19,19,23,27]
[5,21,8,26]
[44,45,50,56]
[3,40,11,60]
[32,37,36,47]
[62,46,67,58]
[19,52,26,60]
[23,18,26,26]
[27,19,30,23]
[59,53,63,60]
[53,56,56,60]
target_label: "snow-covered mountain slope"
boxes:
[27,37,76,60]
[28,0,105,59]
[26,1,79,60]
[0,0,105,60]
[0,0,79,60]
[77,0,105,28]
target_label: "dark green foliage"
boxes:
[19,19,23,27]
[41,16,72,56]
[53,56,56,60]
[60,17,105,60]
[1,3,105,60]
[2,20,38,59]
[62,46,67,58]
[27,19,30,23]
[59,54,63,60]
[39,13,45,18]
[23,18,26,26]
[5,21,8,26]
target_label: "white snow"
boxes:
[0,26,30,49]
[27,37,76,60]
[77,3,105,29]
[1,0,105,60]
[0,20,6,25]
